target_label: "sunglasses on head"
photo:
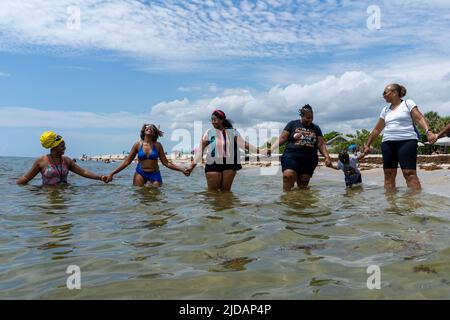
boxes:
[55,135,62,141]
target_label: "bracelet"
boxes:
[425,129,430,134]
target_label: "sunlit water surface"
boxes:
[1,157,450,299]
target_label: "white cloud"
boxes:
[0,107,149,128]
[2,59,450,143]
[149,58,450,135]
[0,0,449,67]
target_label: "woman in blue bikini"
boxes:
[107,124,189,187]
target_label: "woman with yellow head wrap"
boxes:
[39,131,64,149]
[16,131,109,186]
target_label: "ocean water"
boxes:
[1,156,450,299]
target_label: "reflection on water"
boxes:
[1,157,450,299]
[198,190,241,213]
[132,186,162,204]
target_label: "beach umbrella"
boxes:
[347,144,356,150]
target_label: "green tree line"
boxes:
[257,110,449,154]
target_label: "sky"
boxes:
[1,0,450,157]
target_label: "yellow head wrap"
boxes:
[40,131,64,149]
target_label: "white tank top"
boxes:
[380,99,419,142]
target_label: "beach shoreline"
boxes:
[79,153,450,172]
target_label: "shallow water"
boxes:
[1,156,450,299]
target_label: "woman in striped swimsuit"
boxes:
[16,131,108,185]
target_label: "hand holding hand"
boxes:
[187,163,196,174]
[182,168,191,176]
[324,157,332,168]
[363,145,370,155]
[428,132,438,144]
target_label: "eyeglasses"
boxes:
[55,135,62,141]
[383,89,393,95]
[144,125,152,129]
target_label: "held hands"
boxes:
[428,132,439,144]
[363,145,371,155]
[184,163,196,176]
[100,175,110,183]
[103,174,114,183]
[182,168,191,177]
[324,157,332,168]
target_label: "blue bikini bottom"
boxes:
[136,163,163,184]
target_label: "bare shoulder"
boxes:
[36,155,48,166]
[62,156,75,167]
[62,155,73,162]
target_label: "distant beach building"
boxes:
[325,135,352,148]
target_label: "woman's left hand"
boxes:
[324,157,332,167]
[428,132,438,144]
[427,131,437,143]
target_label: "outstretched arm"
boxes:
[317,136,332,167]
[108,142,139,179]
[67,157,104,181]
[268,130,290,154]
[236,135,259,154]
[188,138,210,172]
[156,143,188,175]
[357,153,366,161]
[431,122,450,143]
[411,107,434,142]
[365,118,385,154]
[16,158,42,184]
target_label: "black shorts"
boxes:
[345,173,362,187]
[281,152,318,176]
[381,139,418,170]
[205,163,242,173]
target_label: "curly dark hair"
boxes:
[338,151,350,164]
[299,104,314,117]
[140,124,164,141]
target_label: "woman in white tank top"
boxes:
[364,83,435,191]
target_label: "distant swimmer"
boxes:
[186,109,258,192]
[266,104,332,191]
[365,83,435,191]
[106,124,189,187]
[16,131,109,185]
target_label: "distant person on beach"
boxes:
[364,83,435,190]
[106,124,189,187]
[187,109,258,191]
[430,122,450,144]
[16,131,108,185]
[267,104,332,191]
[330,150,365,188]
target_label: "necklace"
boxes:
[49,155,64,182]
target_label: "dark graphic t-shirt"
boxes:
[283,120,323,155]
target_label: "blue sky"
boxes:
[1,0,450,157]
